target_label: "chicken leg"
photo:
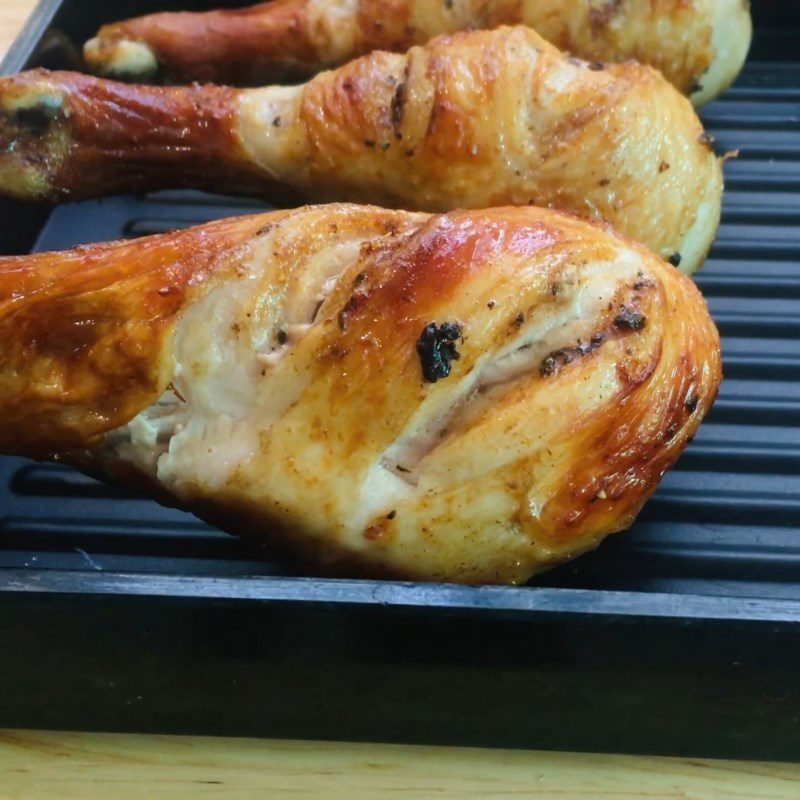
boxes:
[0,203,721,584]
[84,0,752,105]
[0,27,722,274]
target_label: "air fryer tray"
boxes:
[0,0,798,761]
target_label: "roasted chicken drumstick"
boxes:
[84,0,752,105]
[0,203,721,584]
[0,27,722,274]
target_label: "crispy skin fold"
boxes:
[0,27,722,274]
[83,0,752,105]
[0,204,721,584]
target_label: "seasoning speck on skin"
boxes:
[387,510,397,520]
[685,393,699,413]
[272,116,281,127]
[276,328,288,345]
[668,252,682,267]
[514,312,525,326]
[416,322,463,383]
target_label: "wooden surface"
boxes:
[0,2,795,798]
[0,0,36,63]
[3,729,800,800]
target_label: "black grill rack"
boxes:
[0,0,798,761]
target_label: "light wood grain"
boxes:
[0,3,795,799]
[0,0,37,63]
[3,729,800,800]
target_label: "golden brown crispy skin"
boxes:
[0,204,722,584]
[0,73,264,202]
[0,214,268,455]
[0,27,722,274]
[83,0,751,104]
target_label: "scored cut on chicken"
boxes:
[83,0,752,106]
[0,26,722,275]
[0,203,721,585]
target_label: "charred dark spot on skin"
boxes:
[598,178,611,187]
[3,100,63,135]
[272,116,281,128]
[685,393,700,413]
[614,305,646,331]
[541,334,605,377]
[664,422,679,442]
[256,222,276,236]
[513,312,525,326]
[416,322,462,383]
[386,510,397,520]
[353,271,366,286]
[668,252,682,268]
[391,80,406,133]
[276,328,288,346]
[698,131,716,151]
[632,272,655,292]
[588,61,606,71]
[659,161,670,173]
